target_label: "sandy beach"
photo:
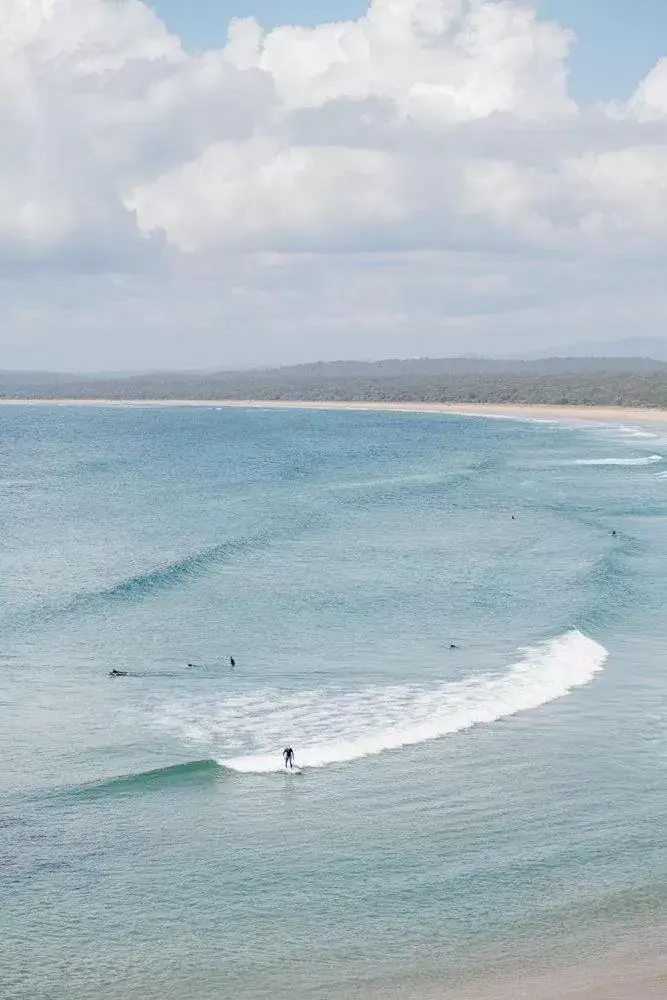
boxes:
[3,398,667,426]
[441,943,667,1000]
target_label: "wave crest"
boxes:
[158,630,607,774]
[71,533,273,609]
[67,760,221,798]
[574,455,662,467]
[7,527,283,629]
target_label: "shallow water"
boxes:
[2,405,667,999]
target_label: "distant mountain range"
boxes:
[213,356,667,378]
[521,337,667,362]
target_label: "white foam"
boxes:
[158,631,607,774]
[615,425,660,440]
[573,454,662,467]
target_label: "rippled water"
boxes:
[2,404,667,999]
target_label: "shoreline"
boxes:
[2,398,667,425]
[440,938,667,1000]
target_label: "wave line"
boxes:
[198,630,607,773]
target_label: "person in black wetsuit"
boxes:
[283,747,294,769]
[109,669,128,677]
[230,656,236,668]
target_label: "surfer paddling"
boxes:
[283,747,295,770]
[109,669,128,678]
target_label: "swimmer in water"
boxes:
[230,656,236,668]
[109,669,128,678]
[283,747,294,769]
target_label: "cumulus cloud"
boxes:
[619,57,667,122]
[130,0,581,253]
[0,0,272,259]
[2,0,667,366]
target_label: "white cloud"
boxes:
[129,140,402,253]
[619,57,667,122]
[131,0,579,253]
[1,0,667,367]
[226,0,574,119]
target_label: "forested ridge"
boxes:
[3,359,667,407]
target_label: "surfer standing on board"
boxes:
[283,747,294,769]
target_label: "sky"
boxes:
[3,0,667,370]
[151,0,667,104]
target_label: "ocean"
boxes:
[2,404,666,999]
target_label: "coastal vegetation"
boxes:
[3,359,667,408]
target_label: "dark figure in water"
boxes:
[109,669,128,678]
[230,656,236,668]
[283,747,294,769]
[612,530,617,536]
[449,643,458,650]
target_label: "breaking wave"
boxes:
[615,426,659,440]
[159,631,607,775]
[573,455,662,467]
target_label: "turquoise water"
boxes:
[2,405,667,999]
